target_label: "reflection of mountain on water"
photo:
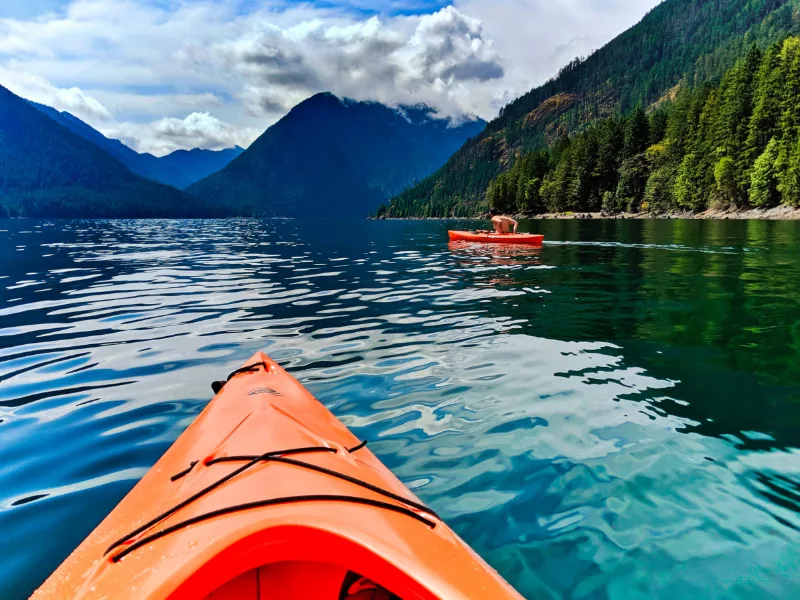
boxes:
[445,218,800,454]
[436,218,800,477]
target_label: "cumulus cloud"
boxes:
[108,112,258,156]
[151,112,242,150]
[0,0,663,153]
[0,64,112,121]
[457,0,663,97]
[401,7,503,83]
[208,6,503,119]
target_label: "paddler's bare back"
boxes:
[490,208,518,234]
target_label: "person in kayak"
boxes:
[489,208,518,234]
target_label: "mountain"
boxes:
[29,102,243,188]
[154,146,244,189]
[188,93,486,217]
[475,37,800,216]
[385,0,800,217]
[0,84,218,218]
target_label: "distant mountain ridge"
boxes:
[385,0,800,216]
[152,146,245,189]
[189,92,486,217]
[0,84,219,218]
[29,102,243,189]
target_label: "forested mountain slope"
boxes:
[189,93,485,217]
[30,102,243,189]
[463,38,800,216]
[384,0,800,217]
[0,85,216,218]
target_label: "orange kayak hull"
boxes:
[32,353,523,600]
[448,230,544,246]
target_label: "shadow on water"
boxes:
[0,217,799,599]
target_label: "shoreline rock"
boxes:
[374,206,800,221]
[529,206,800,220]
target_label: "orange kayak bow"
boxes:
[448,231,544,246]
[33,352,524,600]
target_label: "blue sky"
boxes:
[1,0,64,19]
[0,0,662,155]
[0,0,455,20]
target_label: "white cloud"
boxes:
[456,0,663,99]
[0,63,112,121]
[0,0,663,154]
[107,112,259,156]
[212,6,504,119]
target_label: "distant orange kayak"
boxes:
[448,230,544,245]
[33,352,524,600]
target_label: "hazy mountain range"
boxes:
[3,0,799,219]
[0,84,218,218]
[0,88,484,218]
[188,93,486,217]
[29,102,243,189]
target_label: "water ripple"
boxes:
[1,217,799,599]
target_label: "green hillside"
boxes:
[383,0,800,217]
[0,85,217,218]
[470,38,800,215]
[189,93,485,218]
[31,102,244,189]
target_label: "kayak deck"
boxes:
[33,353,523,600]
[448,230,544,245]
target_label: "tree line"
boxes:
[493,39,800,214]
[378,37,800,218]
[380,0,800,218]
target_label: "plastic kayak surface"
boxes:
[33,352,524,600]
[448,230,544,245]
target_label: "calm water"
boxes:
[1,218,800,599]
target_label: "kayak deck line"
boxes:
[202,447,336,468]
[211,359,271,394]
[347,439,369,453]
[171,447,337,482]
[107,442,438,558]
[112,494,438,563]
[170,460,200,482]
[33,351,525,600]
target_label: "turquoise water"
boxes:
[1,218,799,599]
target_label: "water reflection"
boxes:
[448,240,545,288]
[0,217,799,599]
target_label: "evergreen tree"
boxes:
[750,137,780,207]
[674,152,706,210]
[649,109,669,145]
[713,45,761,160]
[594,118,626,198]
[714,157,739,206]
[624,106,650,158]
[778,138,800,205]
[744,42,783,174]
[398,35,800,218]
[643,167,674,211]
[616,154,650,211]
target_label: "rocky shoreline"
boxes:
[528,206,800,220]
[376,206,800,221]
